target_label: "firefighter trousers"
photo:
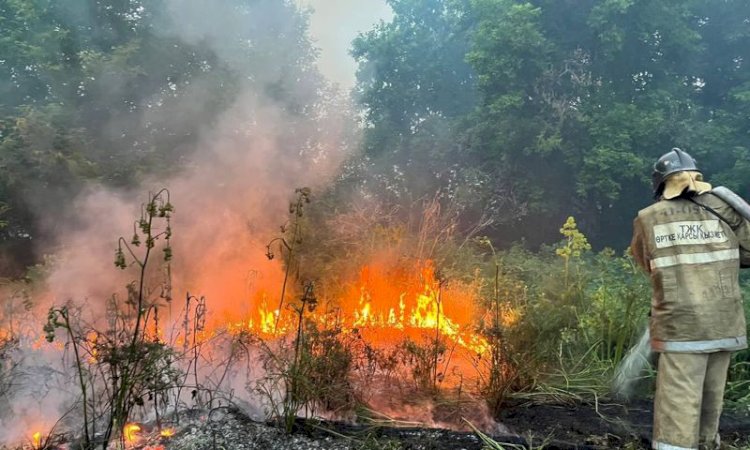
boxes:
[652,351,732,450]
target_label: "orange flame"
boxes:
[342,261,489,355]
[223,259,496,387]
[32,431,42,448]
[159,428,175,438]
[123,423,141,444]
[87,331,98,363]
[256,296,278,334]
[236,260,490,355]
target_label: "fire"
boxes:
[230,260,491,361]
[229,259,492,370]
[166,259,496,390]
[123,423,141,444]
[159,428,175,438]
[206,254,496,379]
[87,331,98,363]
[342,261,489,355]
[31,431,41,448]
[255,296,278,334]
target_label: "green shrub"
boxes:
[475,218,650,401]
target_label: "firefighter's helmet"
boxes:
[652,148,701,198]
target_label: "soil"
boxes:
[497,399,750,449]
[112,398,750,450]
[290,399,750,449]
[498,398,657,448]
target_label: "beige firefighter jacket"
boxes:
[631,191,750,353]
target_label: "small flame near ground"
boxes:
[159,428,175,438]
[31,431,41,448]
[123,423,142,444]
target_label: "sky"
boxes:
[299,0,393,89]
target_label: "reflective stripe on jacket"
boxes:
[631,192,750,353]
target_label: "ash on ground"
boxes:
[142,401,750,450]
[140,406,493,450]
[135,405,584,450]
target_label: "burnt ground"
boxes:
[154,399,750,450]
[291,399,750,449]
[513,400,750,448]
[495,399,750,449]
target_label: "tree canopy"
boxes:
[2,0,750,272]
[353,0,750,248]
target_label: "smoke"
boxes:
[39,0,355,327]
[0,0,359,443]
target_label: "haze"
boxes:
[300,0,393,88]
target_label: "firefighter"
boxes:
[631,147,750,450]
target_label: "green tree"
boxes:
[352,0,477,154]
[349,0,529,236]
[354,0,750,249]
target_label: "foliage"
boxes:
[726,279,750,410]
[256,189,357,432]
[473,238,524,415]
[266,187,312,333]
[352,0,477,150]
[0,333,18,404]
[349,0,525,239]
[398,337,448,393]
[354,0,750,249]
[468,217,651,406]
[253,296,357,433]
[556,216,592,285]
[43,189,179,449]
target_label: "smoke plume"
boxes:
[0,0,357,443]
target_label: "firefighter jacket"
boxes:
[631,191,750,353]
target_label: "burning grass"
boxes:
[6,190,741,449]
[240,259,492,382]
[0,189,514,449]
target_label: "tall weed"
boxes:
[44,190,179,449]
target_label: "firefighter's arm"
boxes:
[630,217,650,273]
[712,198,750,267]
[731,218,750,268]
